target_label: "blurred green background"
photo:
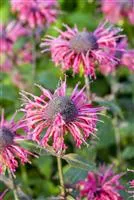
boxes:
[0,0,134,199]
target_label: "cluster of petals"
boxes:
[76,165,124,200]
[0,21,27,53]
[20,79,103,153]
[0,42,33,73]
[99,38,134,75]
[41,21,125,77]
[0,21,29,73]
[0,110,32,175]
[101,0,134,25]
[11,0,59,28]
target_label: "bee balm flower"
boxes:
[101,0,134,25]
[99,38,134,75]
[0,111,33,175]
[20,79,103,153]
[0,21,27,53]
[11,0,59,28]
[41,22,125,77]
[77,165,124,200]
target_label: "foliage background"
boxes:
[0,0,134,199]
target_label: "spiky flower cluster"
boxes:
[76,165,124,200]
[0,111,33,175]
[11,0,59,28]
[0,21,27,53]
[0,21,32,73]
[41,21,125,77]
[20,79,103,153]
[101,0,134,24]
[99,38,134,75]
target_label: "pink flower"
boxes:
[41,22,125,78]
[99,38,134,75]
[20,79,103,153]
[0,43,33,73]
[0,21,27,53]
[0,110,33,175]
[76,165,124,200]
[11,0,59,28]
[101,0,134,25]
[121,50,134,71]
[18,43,33,65]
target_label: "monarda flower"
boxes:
[11,0,59,28]
[76,165,124,200]
[20,79,103,153]
[0,110,33,175]
[101,0,134,25]
[99,38,134,75]
[41,22,125,78]
[0,43,33,74]
[0,21,27,53]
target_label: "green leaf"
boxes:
[122,146,134,159]
[95,98,123,118]
[96,116,116,148]
[64,167,88,184]
[20,140,57,157]
[36,69,60,90]
[63,153,95,170]
[33,156,53,179]
[0,84,17,102]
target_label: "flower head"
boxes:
[0,43,33,74]
[99,38,134,75]
[76,165,124,200]
[101,0,134,25]
[121,50,134,71]
[0,21,27,53]
[11,0,59,28]
[0,110,33,175]
[41,22,125,78]
[20,79,103,153]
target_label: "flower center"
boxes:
[0,127,14,150]
[45,96,78,123]
[70,31,98,53]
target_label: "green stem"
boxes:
[8,169,19,200]
[113,116,121,158]
[110,73,121,159]
[57,156,65,197]
[31,31,37,91]
[84,75,91,102]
